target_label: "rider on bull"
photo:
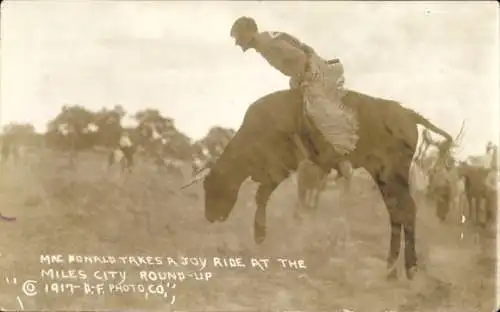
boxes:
[230,16,359,188]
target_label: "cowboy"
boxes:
[230,16,358,189]
[118,133,134,168]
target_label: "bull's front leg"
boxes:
[254,183,279,244]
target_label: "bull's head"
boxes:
[180,161,240,223]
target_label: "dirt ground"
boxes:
[0,151,497,312]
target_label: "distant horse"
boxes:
[458,143,498,227]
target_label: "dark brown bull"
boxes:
[181,88,454,280]
[457,161,496,226]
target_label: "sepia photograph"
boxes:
[0,1,498,311]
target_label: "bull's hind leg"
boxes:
[388,220,403,280]
[376,175,418,280]
[373,141,418,280]
[401,189,418,279]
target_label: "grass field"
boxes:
[0,151,496,312]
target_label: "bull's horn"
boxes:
[180,167,211,190]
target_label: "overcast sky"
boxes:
[1,1,498,158]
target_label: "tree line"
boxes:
[0,104,235,161]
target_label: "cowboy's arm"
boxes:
[266,33,311,77]
[272,32,315,55]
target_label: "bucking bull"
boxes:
[181,88,455,280]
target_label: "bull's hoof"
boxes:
[386,269,398,281]
[406,266,418,280]
[254,224,267,244]
[255,234,265,244]
[293,210,303,222]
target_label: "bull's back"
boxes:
[343,91,419,168]
[233,88,419,177]
[241,89,303,136]
[241,88,414,146]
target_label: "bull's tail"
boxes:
[406,108,453,142]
